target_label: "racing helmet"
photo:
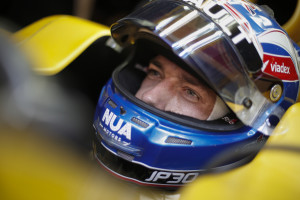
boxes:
[93,0,300,189]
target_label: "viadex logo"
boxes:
[262,53,298,81]
[259,29,299,81]
[270,62,290,74]
[99,108,131,142]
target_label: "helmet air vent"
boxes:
[131,117,149,128]
[165,136,192,145]
[117,150,135,161]
[108,99,117,108]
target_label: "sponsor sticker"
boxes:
[262,53,298,81]
[145,170,200,185]
[98,108,132,142]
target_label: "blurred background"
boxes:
[0,0,297,31]
[0,0,145,31]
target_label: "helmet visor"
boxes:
[111,0,284,135]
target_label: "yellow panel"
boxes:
[283,0,300,43]
[180,103,300,199]
[0,129,136,200]
[13,15,110,75]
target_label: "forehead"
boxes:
[152,55,201,86]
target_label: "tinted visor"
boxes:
[111,0,284,135]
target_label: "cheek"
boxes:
[194,93,216,119]
[164,97,209,120]
[173,94,216,120]
[182,104,211,120]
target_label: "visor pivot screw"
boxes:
[266,115,280,128]
[270,84,282,102]
[243,97,252,109]
[120,106,126,115]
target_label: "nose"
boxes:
[140,79,175,110]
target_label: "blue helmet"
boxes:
[93,0,300,189]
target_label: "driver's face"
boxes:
[135,55,216,120]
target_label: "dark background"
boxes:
[0,0,297,32]
[0,0,144,31]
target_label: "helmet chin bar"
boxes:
[93,76,266,189]
[93,132,260,189]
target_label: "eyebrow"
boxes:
[149,59,162,69]
[181,73,201,86]
[150,58,202,86]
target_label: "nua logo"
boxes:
[102,108,131,140]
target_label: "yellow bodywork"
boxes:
[13,15,110,75]
[283,0,300,45]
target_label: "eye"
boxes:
[183,88,200,102]
[146,66,162,80]
[148,69,160,77]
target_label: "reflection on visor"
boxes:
[111,0,285,135]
